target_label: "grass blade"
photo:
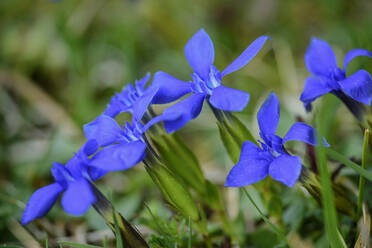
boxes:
[357,129,369,220]
[113,211,124,248]
[316,97,347,248]
[326,149,372,182]
[241,188,289,246]
[188,216,192,248]
[58,242,102,248]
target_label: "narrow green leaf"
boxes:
[144,162,200,221]
[217,121,241,163]
[113,211,124,248]
[57,242,102,248]
[326,149,372,182]
[188,216,192,248]
[357,129,369,220]
[241,188,289,246]
[150,133,206,195]
[316,98,347,248]
[45,239,48,248]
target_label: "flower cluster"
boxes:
[22,29,372,226]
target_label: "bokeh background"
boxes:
[1,0,372,247]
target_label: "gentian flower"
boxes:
[103,73,160,121]
[83,114,172,172]
[225,93,329,188]
[152,29,270,133]
[22,140,106,224]
[300,38,372,112]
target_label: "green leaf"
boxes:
[217,121,241,164]
[150,133,206,195]
[144,162,200,221]
[57,242,102,248]
[326,149,372,182]
[188,216,192,248]
[217,114,257,164]
[113,211,124,248]
[357,129,370,220]
[316,96,347,248]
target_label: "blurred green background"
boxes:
[1,0,371,247]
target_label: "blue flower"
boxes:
[21,140,106,225]
[300,38,372,111]
[103,73,161,121]
[225,93,329,188]
[83,114,172,172]
[152,29,270,133]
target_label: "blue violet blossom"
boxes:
[225,93,329,188]
[152,29,270,133]
[22,140,107,224]
[300,38,372,112]
[103,73,164,122]
[83,114,171,172]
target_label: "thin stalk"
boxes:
[357,129,369,219]
[316,99,347,248]
[241,188,289,246]
[188,216,192,248]
[327,149,372,182]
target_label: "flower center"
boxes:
[120,84,143,110]
[330,67,345,81]
[122,121,144,142]
[191,65,222,94]
[260,133,285,157]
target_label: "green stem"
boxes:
[241,188,289,246]
[327,148,372,182]
[357,129,369,219]
[316,101,347,248]
[188,216,192,248]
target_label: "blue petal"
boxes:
[225,141,271,187]
[135,72,151,92]
[88,167,107,181]
[84,115,123,147]
[343,49,372,72]
[64,155,86,179]
[51,162,72,187]
[300,77,334,107]
[103,94,126,118]
[338,70,372,105]
[184,29,215,80]
[22,183,63,225]
[142,112,179,133]
[257,92,280,136]
[209,85,250,111]
[221,36,271,77]
[269,154,302,187]
[82,139,99,156]
[151,71,192,104]
[132,86,159,122]
[61,179,96,215]
[89,141,147,172]
[283,122,329,147]
[162,93,206,133]
[305,38,338,77]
